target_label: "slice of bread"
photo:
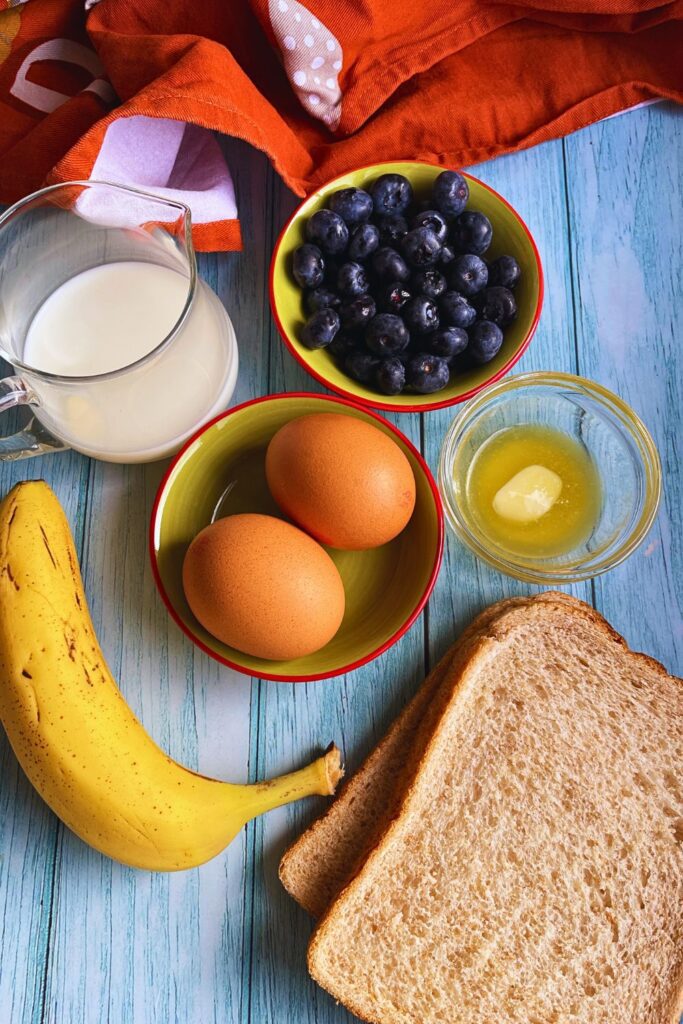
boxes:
[280,597,530,917]
[308,593,683,1024]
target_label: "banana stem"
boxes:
[241,744,343,821]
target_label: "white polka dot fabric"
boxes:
[268,0,343,129]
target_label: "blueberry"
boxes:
[365,314,410,356]
[411,269,446,300]
[401,226,442,268]
[337,261,369,298]
[405,353,450,394]
[488,254,521,289]
[370,173,413,216]
[292,244,324,288]
[402,295,440,335]
[328,331,360,359]
[305,286,340,314]
[439,290,477,329]
[345,350,381,383]
[468,320,504,363]
[378,281,412,313]
[378,213,409,247]
[475,285,517,327]
[301,308,340,349]
[426,327,468,361]
[450,211,493,256]
[431,170,469,217]
[450,254,488,297]
[340,293,376,330]
[305,209,349,255]
[348,222,380,261]
[372,247,410,283]
[438,244,457,267]
[411,211,448,246]
[375,357,406,396]
[328,187,373,227]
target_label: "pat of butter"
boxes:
[492,464,563,523]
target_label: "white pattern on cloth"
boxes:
[268,0,343,129]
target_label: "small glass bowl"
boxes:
[438,372,662,584]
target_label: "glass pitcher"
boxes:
[0,181,238,463]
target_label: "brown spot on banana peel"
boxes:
[5,563,19,590]
[67,547,79,580]
[39,524,57,568]
[0,494,18,547]
[20,676,41,723]
[64,629,77,661]
[65,543,85,611]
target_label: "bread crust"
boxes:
[279,652,451,916]
[307,592,683,1024]
[280,596,532,916]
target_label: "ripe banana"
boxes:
[0,481,342,871]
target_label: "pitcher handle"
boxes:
[0,376,69,461]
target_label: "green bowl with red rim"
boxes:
[150,392,444,681]
[269,160,543,413]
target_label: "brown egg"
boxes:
[265,413,416,550]
[182,513,345,660]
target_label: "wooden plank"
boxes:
[423,139,592,670]
[266,173,426,755]
[0,178,104,1021]
[564,104,683,676]
[39,139,273,1024]
[40,460,250,1024]
[248,172,427,1024]
[0,452,90,1024]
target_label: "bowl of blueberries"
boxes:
[270,161,543,410]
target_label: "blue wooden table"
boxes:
[0,102,681,1024]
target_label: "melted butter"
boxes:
[465,425,602,557]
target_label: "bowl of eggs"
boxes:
[150,393,444,681]
[270,160,543,412]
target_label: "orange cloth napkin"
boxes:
[0,0,681,250]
